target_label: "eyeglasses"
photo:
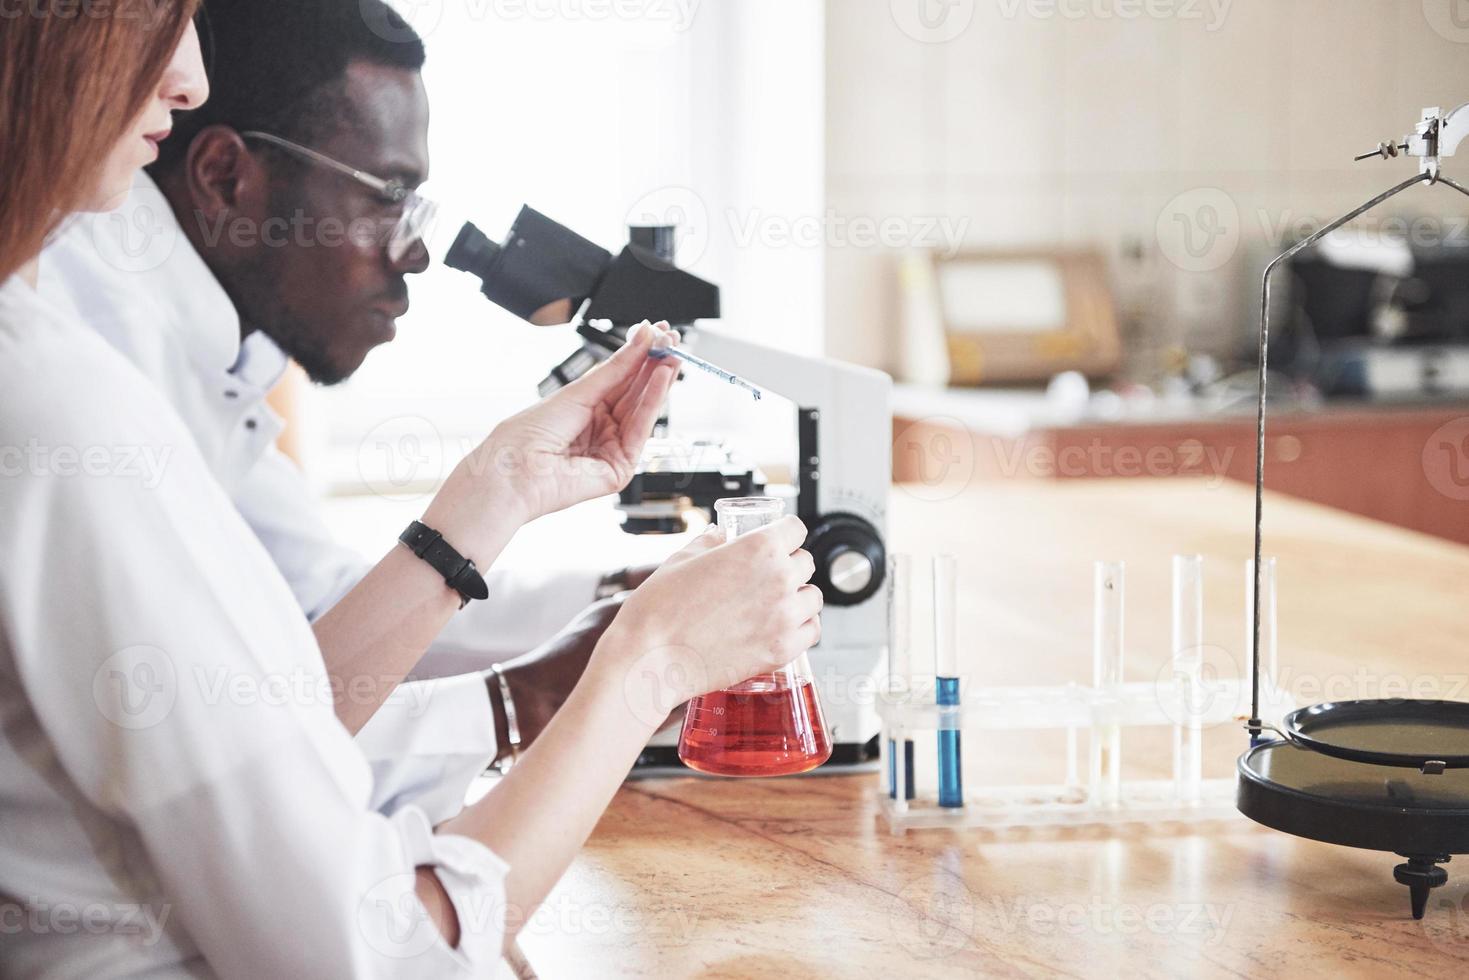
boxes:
[239,130,438,263]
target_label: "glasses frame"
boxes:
[238,130,437,261]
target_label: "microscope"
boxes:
[447,207,892,765]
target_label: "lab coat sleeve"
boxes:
[0,359,508,977]
[235,444,603,664]
[356,673,499,825]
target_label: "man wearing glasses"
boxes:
[39,0,647,796]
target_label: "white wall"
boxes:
[826,0,1469,374]
[310,0,826,488]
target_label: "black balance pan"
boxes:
[1280,699,1469,772]
[1238,723,1469,918]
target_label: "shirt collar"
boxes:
[230,329,291,393]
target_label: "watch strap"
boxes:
[399,521,489,608]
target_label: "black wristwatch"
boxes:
[398,521,489,609]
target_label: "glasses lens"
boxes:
[388,194,439,262]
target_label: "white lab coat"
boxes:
[0,274,507,976]
[37,176,604,812]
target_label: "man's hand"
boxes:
[491,595,628,760]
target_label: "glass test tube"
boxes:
[1090,561,1124,808]
[887,555,916,802]
[933,555,963,808]
[1171,555,1204,805]
[1246,557,1279,704]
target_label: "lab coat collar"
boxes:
[231,329,291,393]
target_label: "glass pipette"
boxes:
[650,346,764,401]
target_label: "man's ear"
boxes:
[183,126,266,220]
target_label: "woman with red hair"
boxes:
[0,3,821,975]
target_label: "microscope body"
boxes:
[639,326,893,763]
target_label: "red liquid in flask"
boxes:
[678,673,832,777]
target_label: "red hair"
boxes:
[0,0,200,280]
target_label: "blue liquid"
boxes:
[936,676,963,808]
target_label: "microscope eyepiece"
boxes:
[445,221,502,278]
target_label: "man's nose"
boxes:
[392,237,432,276]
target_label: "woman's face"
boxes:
[88,20,208,212]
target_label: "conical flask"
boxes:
[677,497,832,776]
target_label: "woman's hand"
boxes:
[479,320,680,522]
[590,515,822,729]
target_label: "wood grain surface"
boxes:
[513,479,1469,979]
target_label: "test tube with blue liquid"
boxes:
[887,555,915,801]
[933,555,963,808]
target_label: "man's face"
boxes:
[238,61,430,384]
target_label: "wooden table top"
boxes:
[514,479,1469,979]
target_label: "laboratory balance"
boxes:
[1236,102,1469,920]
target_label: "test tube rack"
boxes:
[876,557,1295,834]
